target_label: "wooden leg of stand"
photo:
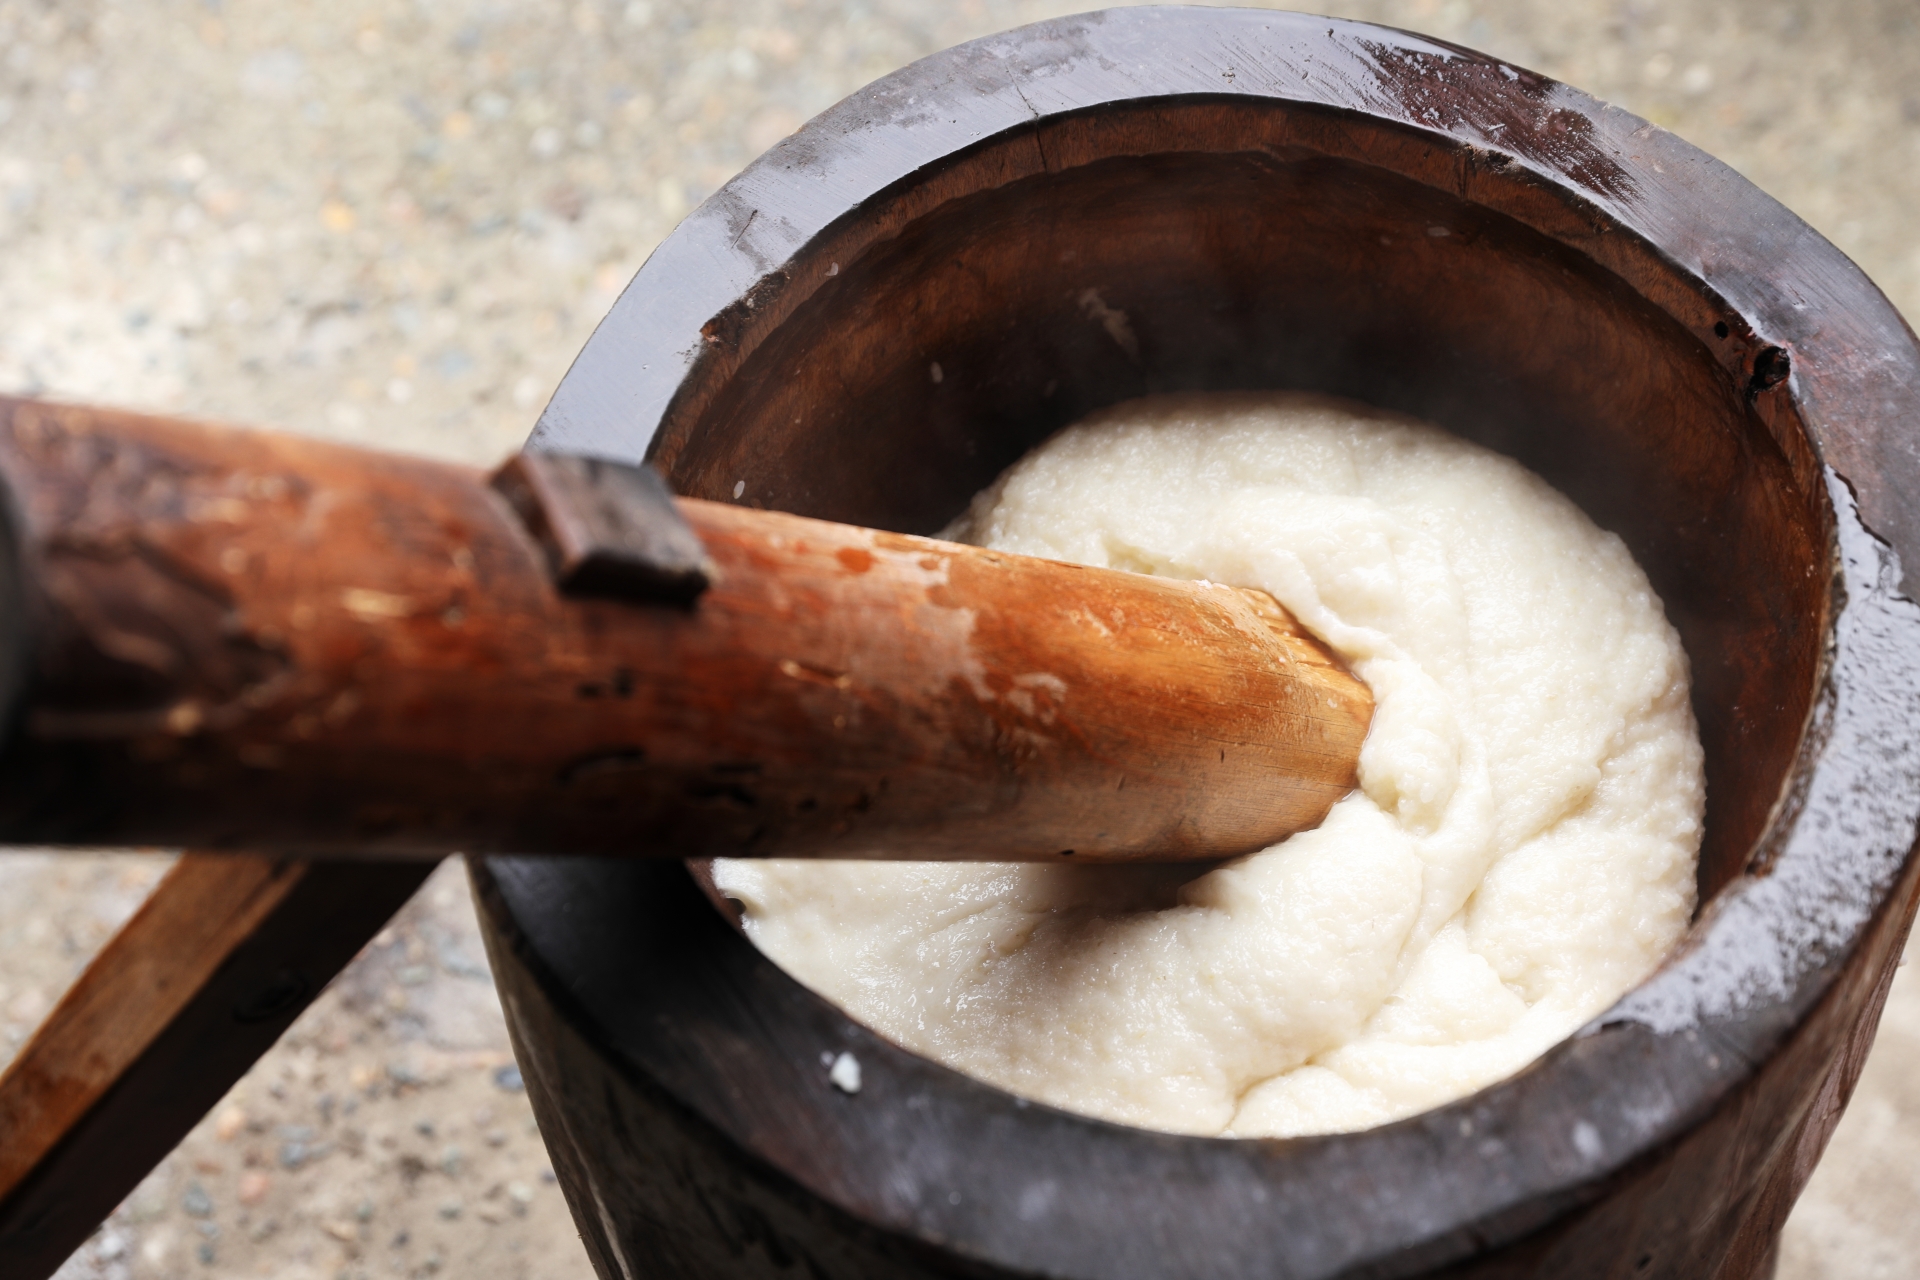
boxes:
[0,854,437,1278]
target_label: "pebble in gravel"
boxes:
[181,1183,213,1219]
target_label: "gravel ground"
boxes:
[1,1,1917,1277]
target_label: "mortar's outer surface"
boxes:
[470,9,1920,1279]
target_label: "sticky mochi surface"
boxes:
[713,391,1704,1138]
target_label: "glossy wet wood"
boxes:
[491,7,1920,1280]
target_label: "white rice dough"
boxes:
[713,391,1704,1138]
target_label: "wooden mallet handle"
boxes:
[0,398,1370,862]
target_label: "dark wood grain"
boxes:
[0,857,433,1280]
[0,399,1366,862]
[486,7,1920,1280]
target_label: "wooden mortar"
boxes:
[471,8,1920,1278]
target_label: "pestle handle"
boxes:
[0,397,1370,862]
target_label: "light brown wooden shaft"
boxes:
[0,397,1371,861]
[0,855,293,1208]
[0,854,434,1278]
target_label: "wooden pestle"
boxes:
[0,397,1371,862]
[0,395,1371,1266]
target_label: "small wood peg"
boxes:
[491,451,713,604]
